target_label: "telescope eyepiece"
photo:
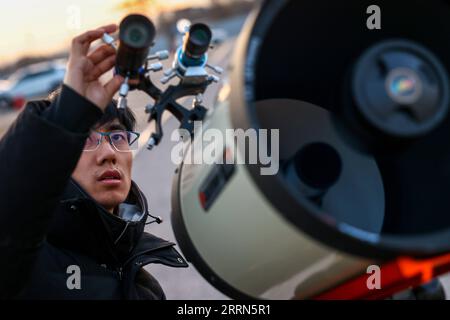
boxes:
[116,14,155,79]
[183,23,212,58]
[119,14,155,49]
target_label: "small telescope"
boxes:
[116,14,155,80]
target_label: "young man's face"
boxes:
[72,120,133,213]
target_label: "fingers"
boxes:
[104,75,124,101]
[85,54,116,82]
[70,24,118,58]
[96,24,117,35]
[71,30,104,58]
[87,44,116,65]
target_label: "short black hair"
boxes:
[98,100,136,132]
[48,86,137,131]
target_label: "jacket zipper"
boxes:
[116,267,123,280]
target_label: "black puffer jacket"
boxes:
[0,85,188,299]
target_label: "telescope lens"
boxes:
[116,14,155,79]
[191,28,210,44]
[119,15,155,49]
[127,25,145,45]
[184,23,212,57]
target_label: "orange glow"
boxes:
[396,254,450,283]
[0,0,209,67]
[315,253,450,300]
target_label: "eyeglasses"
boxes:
[83,130,140,152]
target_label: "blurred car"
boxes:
[0,60,66,110]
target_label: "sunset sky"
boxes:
[0,0,209,66]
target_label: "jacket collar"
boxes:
[46,179,167,266]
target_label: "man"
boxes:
[0,24,188,299]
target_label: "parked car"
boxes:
[0,60,66,110]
